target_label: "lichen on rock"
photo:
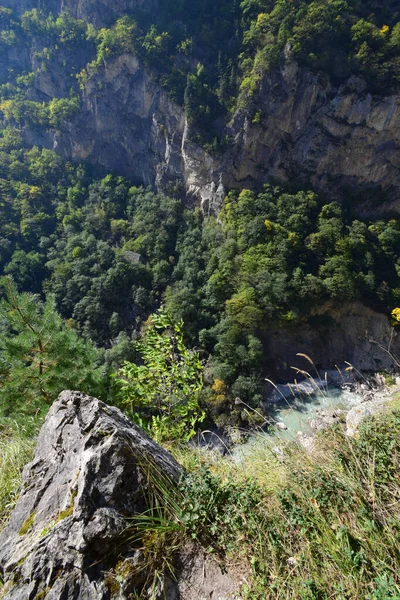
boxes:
[0,390,182,599]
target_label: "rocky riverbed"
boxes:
[232,368,400,458]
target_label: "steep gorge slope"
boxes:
[1,0,400,403]
[55,56,400,215]
[2,0,400,215]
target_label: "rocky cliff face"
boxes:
[263,301,400,382]
[4,2,400,214]
[60,0,158,26]
[0,391,240,600]
[58,54,187,189]
[23,52,224,212]
[33,55,400,215]
[226,66,400,216]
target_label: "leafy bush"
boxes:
[116,310,205,441]
[178,466,262,554]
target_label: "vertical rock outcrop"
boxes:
[3,2,400,212]
[227,66,400,214]
[60,0,159,26]
[0,391,182,599]
[51,56,400,215]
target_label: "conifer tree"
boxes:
[0,277,105,418]
[184,74,197,125]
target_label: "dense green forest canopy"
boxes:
[0,130,399,424]
[0,1,399,428]
[1,5,400,597]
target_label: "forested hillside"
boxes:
[0,0,399,426]
[1,1,400,141]
[0,137,400,422]
[1,3,400,599]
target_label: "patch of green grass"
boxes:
[0,423,35,532]
[132,403,400,599]
[57,488,77,521]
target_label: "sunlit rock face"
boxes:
[33,54,400,216]
[0,391,182,600]
[3,1,400,214]
[223,66,400,216]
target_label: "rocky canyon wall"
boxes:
[262,301,400,382]
[4,1,400,214]
[28,54,400,216]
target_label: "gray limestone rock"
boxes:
[2,4,400,213]
[0,391,182,600]
[263,301,400,382]
[17,48,400,218]
[56,59,400,216]
[346,398,390,437]
[309,409,347,431]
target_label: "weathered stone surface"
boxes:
[296,432,316,453]
[61,0,159,27]
[15,48,400,217]
[58,54,187,191]
[226,65,400,215]
[3,3,400,213]
[52,58,400,216]
[346,398,390,437]
[309,409,347,431]
[0,391,182,600]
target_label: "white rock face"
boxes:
[0,391,182,600]
[346,398,390,437]
[275,422,288,431]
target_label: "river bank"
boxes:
[232,367,400,457]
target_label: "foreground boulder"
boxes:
[0,391,183,599]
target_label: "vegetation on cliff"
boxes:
[0,135,399,421]
[0,1,398,418]
[1,1,400,143]
[167,401,400,598]
[0,2,399,597]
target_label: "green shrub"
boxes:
[116,310,205,442]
